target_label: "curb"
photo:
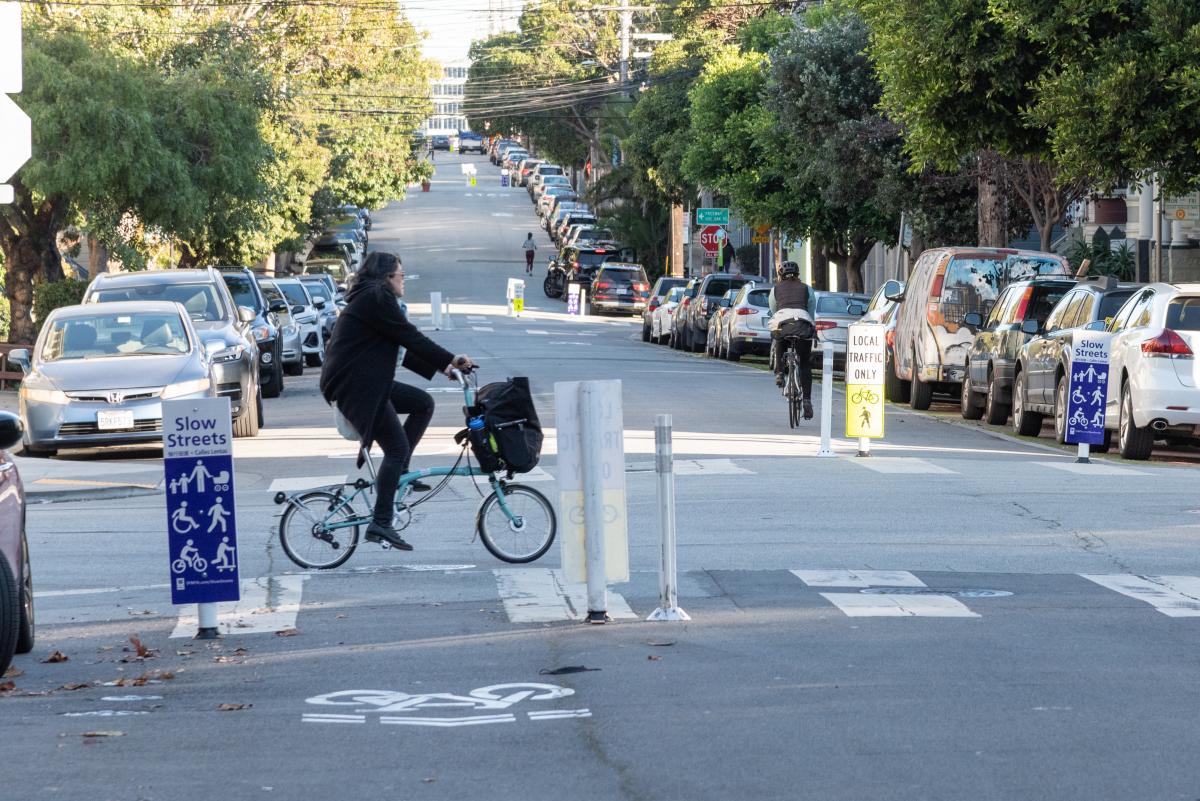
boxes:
[26,481,163,504]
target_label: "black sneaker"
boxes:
[408,479,432,492]
[365,522,413,551]
[803,400,814,420]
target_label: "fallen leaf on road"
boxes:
[217,703,251,711]
[128,609,156,616]
[0,680,15,692]
[57,682,92,691]
[129,636,154,659]
[42,650,70,663]
[3,667,23,678]
[275,628,299,637]
[335,614,347,619]
[233,648,248,656]
[422,778,436,784]
[81,731,124,737]
[538,666,600,675]
[647,655,662,661]
[129,670,175,686]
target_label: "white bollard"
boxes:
[648,414,689,621]
[817,340,836,457]
[442,299,454,331]
[196,602,219,639]
[579,383,609,623]
[580,288,588,317]
[858,436,870,458]
[430,291,443,330]
[1075,442,1090,464]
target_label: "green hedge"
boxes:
[33,279,89,337]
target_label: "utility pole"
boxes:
[619,0,631,88]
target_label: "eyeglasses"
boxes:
[389,271,405,278]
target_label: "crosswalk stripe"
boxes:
[819,592,979,618]
[791,569,924,588]
[170,575,308,638]
[268,476,347,493]
[849,457,957,474]
[1080,574,1200,617]
[1037,461,1148,476]
[472,326,495,332]
[494,568,636,623]
[526,329,550,334]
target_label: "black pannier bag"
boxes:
[458,377,544,475]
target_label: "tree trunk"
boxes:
[87,236,109,279]
[977,149,1009,248]
[1,188,69,344]
[845,239,874,293]
[810,240,829,291]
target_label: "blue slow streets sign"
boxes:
[163,398,240,605]
[1065,334,1111,446]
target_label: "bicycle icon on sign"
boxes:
[171,541,208,574]
[851,388,880,404]
[1069,409,1090,427]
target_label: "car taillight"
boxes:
[649,300,660,311]
[927,264,948,324]
[886,329,895,348]
[666,308,674,315]
[595,281,611,290]
[1141,328,1194,358]
[736,307,759,315]
[1013,287,1033,321]
[815,321,837,331]
[633,283,649,292]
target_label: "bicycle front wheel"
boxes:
[279,490,361,570]
[477,484,557,564]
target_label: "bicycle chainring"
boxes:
[392,504,413,531]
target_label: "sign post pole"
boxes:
[648,414,689,622]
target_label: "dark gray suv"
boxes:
[83,268,262,437]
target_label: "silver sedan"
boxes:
[10,302,214,456]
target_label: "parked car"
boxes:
[705,289,738,356]
[83,268,261,438]
[651,286,686,344]
[544,243,627,299]
[1011,276,1141,442]
[497,144,526,167]
[862,279,903,323]
[218,267,284,399]
[960,278,1076,425]
[546,202,584,236]
[588,263,650,315]
[676,272,753,353]
[527,164,566,197]
[501,149,529,171]
[0,412,31,676]
[490,139,521,164]
[12,302,217,455]
[458,131,486,154]
[1096,283,1200,459]
[641,276,688,342]
[430,135,450,151]
[339,204,371,231]
[532,174,573,205]
[272,278,326,367]
[809,291,871,368]
[309,234,361,272]
[302,258,352,284]
[669,278,703,350]
[325,214,367,248]
[890,246,1071,409]
[567,227,614,249]
[259,281,303,377]
[300,274,342,337]
[716,283,773,361]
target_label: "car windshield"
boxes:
[222,274,261,312]
[42,312,190,361]
[704,279,748,298]
[666,287,684,302]
[540,166,564,176]
[311,246,349,262]
[578,251,618,268]
[600,267,648,285]
[305,262,347,281]
[302,281,332,302]
[261,283,286,308]
[276,282,312,307]
[581,229,612,241]
[92,283,227,322]
[543,176,572,187]
[1166,297,1200,330]
[1097,290,1135,321]
[747,290,770,308]
[817,295,869,314]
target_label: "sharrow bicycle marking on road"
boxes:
[847,457,957,474]
[381,715,515,727]
[528,709,591,720]
[791,570,926,588]
[170,575,308,637]
[302,684,583,727]
[267,476,348,493]
[1080,575,1200,617]
[818,592,980,617]
[302,714,366,724]
[1036,461,1148,476]
[494,568,636,623]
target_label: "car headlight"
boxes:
[22,387,68,404]
[211,345,246,363]
[162,378,212,399]
[252,327,271,342]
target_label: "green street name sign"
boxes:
[695,207,729,226]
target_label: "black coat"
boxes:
[320,280,454,461]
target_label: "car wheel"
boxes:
[984,369,1010,425]
[16,531,33,655]
[1093,429,1113,453]
[1011,370,1044,436]
[727,339,742,362]
[233,388,261,438]
[306,341,325,368]
[641,322,651,343]
[284,360,304,377]
[909,354,932,410]
[960,371,984,420]
[1118,381,1154,460]
[262,354,284,399]
[885,353,910,403]
[0,552,19,676]
[20,441,56,458]
[691,327,705,353]
[1054,374,1068,444]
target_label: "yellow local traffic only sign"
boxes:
[845,323,886,452]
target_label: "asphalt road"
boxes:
[6,154,1200,801]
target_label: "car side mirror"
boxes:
[7,348,30,373]
[237,306,256,323]
[337,284,347,294]
[314,298,327,309]
[847,303,865,316]
[1021,318,1040,335]
[292,305,305,315]
[881,279,902,300]
[963,312,983,329]
[0,411,24,450]
[1084,319,1107,331]
[269,299,288,314]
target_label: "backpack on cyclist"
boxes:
[457,376,543,476]
[768,307,816,340]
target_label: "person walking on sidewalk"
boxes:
[522,232,537,275]
[320,251,474,551]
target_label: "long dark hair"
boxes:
[346,251,399,301]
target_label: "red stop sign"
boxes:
[700,225,725,254]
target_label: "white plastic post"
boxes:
[1076,442,1090,464]
[430,291,443,330]
[580,288,588,317]
[195,602,219,639]
[442,299,454,331]
[857,436,870,458]
[817,340,836,458]
[579,383,608,623]
[648,414,689,621]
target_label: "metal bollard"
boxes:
[648,414,689,621]
[817,340,836,457]
[579,383,608,623]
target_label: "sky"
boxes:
[400,0,522,64]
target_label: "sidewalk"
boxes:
[0,390,164,502]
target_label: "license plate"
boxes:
[97,410,135,430]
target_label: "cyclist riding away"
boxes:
[320,252,473,551]
[769,261,816,420]
[522,232,537,275]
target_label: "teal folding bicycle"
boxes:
[274,371,556,569]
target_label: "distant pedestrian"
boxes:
[522,233,537,275]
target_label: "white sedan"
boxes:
[650,286,685,344]
[1103,282,1200,458]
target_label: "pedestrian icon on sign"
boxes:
[207,496,230,534]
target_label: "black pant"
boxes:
[775,336,813,400]
[371,381,435,524]
[524,250,535,269]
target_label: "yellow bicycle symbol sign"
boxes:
[850,388,880,405]
[846,383,884,438]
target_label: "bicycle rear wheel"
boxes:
[279,490,361,570]
[787,362,802,429]
[477,484,556,563]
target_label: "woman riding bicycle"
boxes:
[769,261,817,419]
[320,252,473,551]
